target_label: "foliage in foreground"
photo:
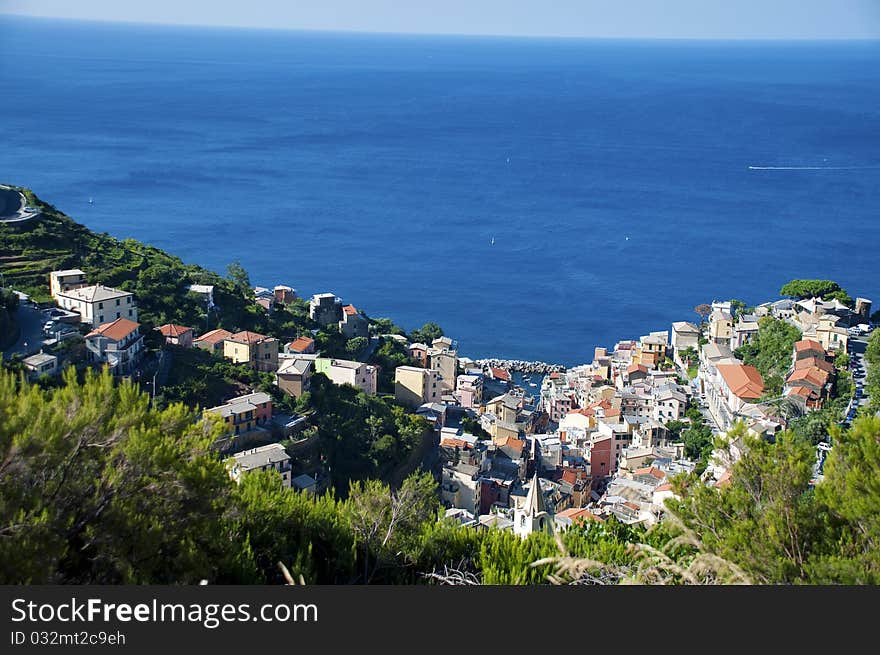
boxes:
[2,367,879,585]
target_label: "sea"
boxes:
[2,16,879,367]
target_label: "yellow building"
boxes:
[223,330,279,372]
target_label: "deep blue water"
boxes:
[2,16,879,366]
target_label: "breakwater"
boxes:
[473,359,566,375]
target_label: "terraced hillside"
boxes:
[0,186,263,331]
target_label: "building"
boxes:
[55,284,137,328]
[455,373,483,409]
[84,318,144,375]
[314,357,377,395]
[187,284,215,309]
[275,357,313,398]
[223,331,279,372]
[513,473,554,539]
[428,338,458,391]
[193,328,234,355]
[49,269,87,299]
[408,343,429,367]
[671,321,700,355]
[206,391,273,439]
[709,363,765,431]
[284,336,316,355]
[156,323,194,348]
[309,293,343,327]
[22,352,58,380]
[708,309,733,347]
[339,304,369,339]
[395,366,443,409]
[732,314,760,350]
[227,443,291,488]
[274,285,297,304]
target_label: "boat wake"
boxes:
[748,165,879,171]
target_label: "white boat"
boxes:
[88,197,93,204]
[490,236,495,246]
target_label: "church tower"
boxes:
[514,472,553,539]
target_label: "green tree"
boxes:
[226,260,252,294]
[672,425,822,583]
[409,322,444,345]
[780,279,852,307]
[734,316,801,397]
[0,367,234,584]
[346,472,439,583]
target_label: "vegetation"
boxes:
[734,316,801,397]
[861,329,880,418]
[300,373,432,492]
[0,287,19,348]
[408,321,444,345]
[780,279,853,307]
[673,417,880,584]
[369,336,418,393]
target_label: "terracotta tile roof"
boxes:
[655,483,674,493]
[627,363,649,375]
[715,364,764,400]
[794,356,834,373]
[549,372,561,379]
[604,407,621,418]
[343,304,358,316]
[715,470,732,489]
[495,435,524,453]
[786,367,829,388]
[228,330,270,344]
[194,328,233,345]
[490,367,511,382]
[557,507,602,524]
[623,501,640,511]
[86,317,140,341]
[795,339,825,353]
[786,385,814,399]
[635,466,666,480]
[157,324,193,338]
[288,336,315,352]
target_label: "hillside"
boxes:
[0,185,305,336]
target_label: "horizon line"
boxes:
[2,12,879,43]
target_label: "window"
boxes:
[128,310,132,317]
[116,312,120,319]
[116,299,120,306]
[98,302,103,309]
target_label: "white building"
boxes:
[56,284,137,328]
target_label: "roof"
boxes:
[230,443,290,471]
[524,473,546,515]
[786,385,815,400]
[23,352,57,367]
[490,367,511,382]
[343,304,358,316]
[277,358,313,376]
[228,330,272,344]
[86,317,140,341]
[157,324,193,338]
[786,367,829,388]
[194,328,233,345]
[794,356,834,373]
[634,466,666,481]
[716,364,765,400]
[51,268,85,277]
[671,321,700,334]
[627,364,649,375]
[557,507,601,524]
[288,336,315,352]
[795,339,825,353]
[291,474,317,490]
[58,284,132,303]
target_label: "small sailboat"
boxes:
[490,236,495,246]
[88,197,93,204]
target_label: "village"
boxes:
[9,267,875,537]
